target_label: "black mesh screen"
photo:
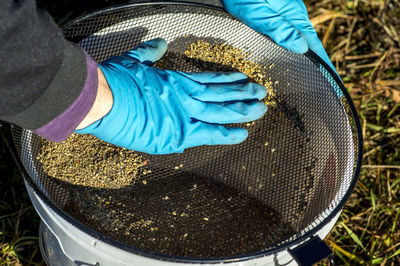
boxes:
[11,2,361,261]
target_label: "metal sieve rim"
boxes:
[20,2,363,263]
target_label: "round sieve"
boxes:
[11,2,362,263]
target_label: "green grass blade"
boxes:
[391,210,399,234]
[371,257,384,264]
[366,123,383,132]
[340,222,367,252]
[370,190,376,212]
[388,248,400,259]
[328,240,365,264]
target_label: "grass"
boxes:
[1,0,399,265]
[306,0,400,264]
[0,138,43,265]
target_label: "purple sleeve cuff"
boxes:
[33,52,98,142]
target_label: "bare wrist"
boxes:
[76,67,113,130]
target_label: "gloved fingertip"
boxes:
[144,38,168,52]
[125,38,168,64]
[143,38,168,62]
[249,82,268,100]
[252,102,268,119]
[225,128,248,144]
[188,124,248,147]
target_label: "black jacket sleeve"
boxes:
[0,0,88,130]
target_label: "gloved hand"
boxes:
[76,38,268,154]
[221,0,337,73]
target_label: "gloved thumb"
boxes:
[124,38,168,65]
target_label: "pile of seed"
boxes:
[183,41,307,135]
[184,40,277,106]
[37,133,144,189]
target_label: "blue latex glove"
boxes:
[76,39,268,154]
[221,0,337,73]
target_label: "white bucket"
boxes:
[25,179,340,266]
